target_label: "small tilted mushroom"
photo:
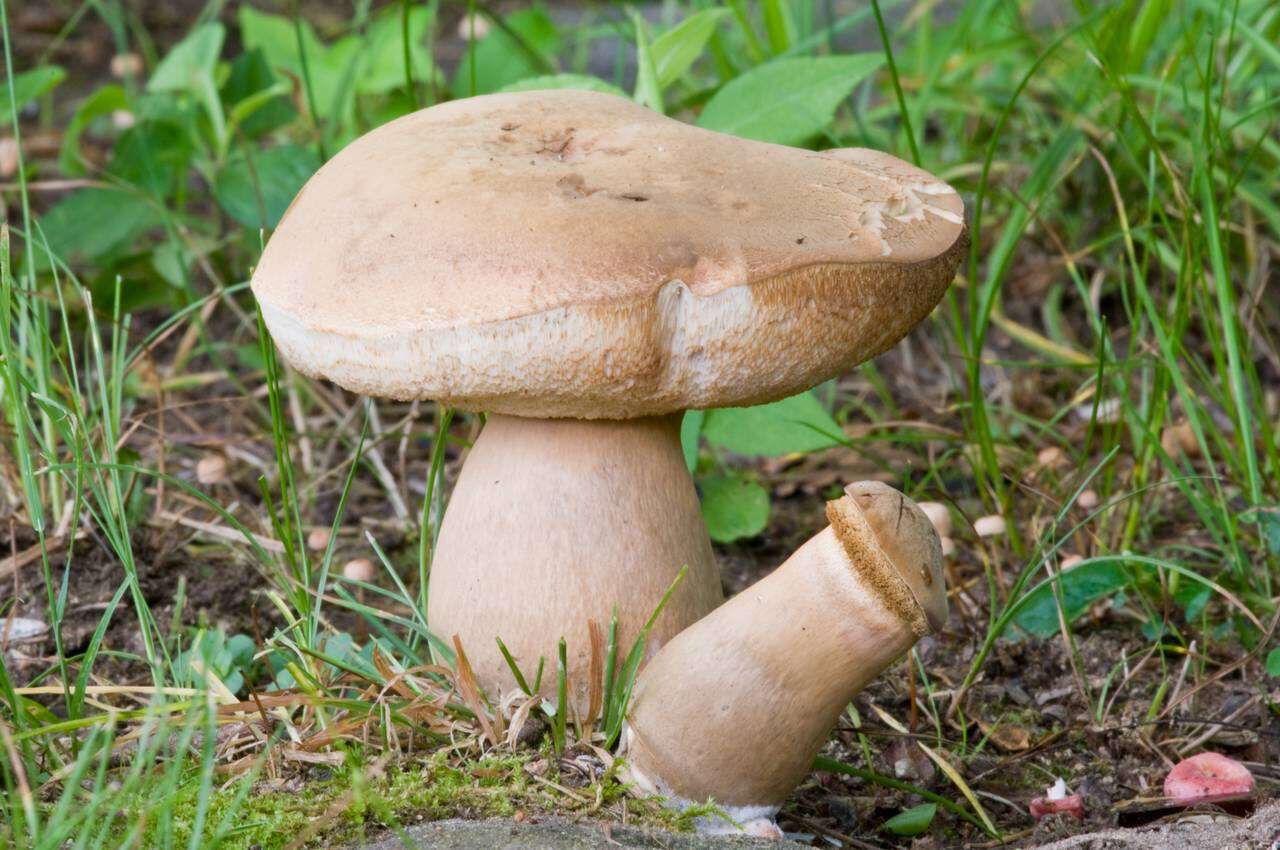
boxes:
[622,481,946,836]
[252,90,965,708]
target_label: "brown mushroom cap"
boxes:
[252,90,966,419]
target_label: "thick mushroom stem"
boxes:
[621,481,946,836]
[427,413,724,711]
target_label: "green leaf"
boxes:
[631,12,662,112]
[1260,508,1280,556]
[702,392,843,457]
[215,144,319,230]
[59,84,129,175]
[697,54,883,145]
[35,188,163,266]
[651,9,729,89]
[884,802,937,836]
[500,74,625,97]
[356,5,439,96]
[451,8,561,98]
[1266,647,1280,678]
[4,65,66,109]
[220,48,296,138]
[148,23,225,95]
[700,473,769,543]
[237,6,352,125]
[761,0,798,53]
[681,410,704,472]
[107,121,192,198]
[1011,560,1133,638]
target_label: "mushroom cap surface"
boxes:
[253,90,966,418]
[1163,752,1255,804]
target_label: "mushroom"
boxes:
[1164,752,1255,805]
[251,90,965,707]
[621,481,946,835]
[1029,778,1085,821]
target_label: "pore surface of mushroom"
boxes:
[622,481,947,833]
[251,90,965,707]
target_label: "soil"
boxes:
[356,805,1280,849]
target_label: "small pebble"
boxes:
[974,514,1006,537]
[195,454,227,485]
[1077,489,1099,511]
[1060,553,1084,569]
[342,558,376,583]
[110,53,143,79]
[917,501,951,537]
[1161,422,1200,457]
[0,138,18,178]
[1075,397,1122,424]
[307,528,331,552]
[1037,446,1067,469]
[939,536,956,557]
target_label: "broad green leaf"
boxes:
[35,188,163,266]
[1011,560,1133,638]
[651,9,729,88]
[215,144,319,230]
[220,48,296,138]
[761,0,797,53]
[680,410,705,472]
[1260,508,1280,556]
[703,392,842,457]
[59,84,129,175]
[107,121,192,198]
[238,6,352,124]
[356,5,439,96]
[701,473,769,543]
[500,74,625,97]
[884,802,937,836]
[1266,648,1280,678]
[451,8,561,98]
[148,23,225,94]
[697,54,883,145]
[4,65,66,109]
[631,12,662,111]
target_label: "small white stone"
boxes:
[917,501,951,538]
[195,454,227,485]
[1060,554,1084,569]
[973,514,1006,538]
[307,528,331,552]
[0,617,47,643]
[939,536,956,557]
[0,137,18,179]
[1037,446,1067,468]
[110,53,144,79]
[1077,489,1099,511]
[342,558,376,583]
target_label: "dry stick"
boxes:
[285,368,314,475]
[153,365,167,520]
[365,403,409,522]
[1173,694,1259,757]
[1160,608,1280,719]
[396,399,419,511]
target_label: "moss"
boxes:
[155,750,686,849]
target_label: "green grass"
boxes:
[1,0,1278,846]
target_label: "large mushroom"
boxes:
[251,90,965,707]
[622,481,947,836]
